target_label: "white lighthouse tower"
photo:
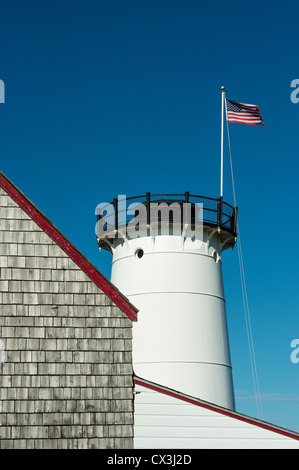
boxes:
[97,193,237,410]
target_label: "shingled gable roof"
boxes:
[134,376,299,442]
[0,172,138,321]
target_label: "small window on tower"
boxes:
[135,248,144,259]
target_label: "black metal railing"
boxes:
[96,193,238,237]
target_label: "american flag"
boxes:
[226,99,264,126]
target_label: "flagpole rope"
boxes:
[225,104,264,420]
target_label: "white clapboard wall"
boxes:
[134,378,299,449]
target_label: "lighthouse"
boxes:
[96,192,237,410]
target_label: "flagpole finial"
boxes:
[221,86,225,91]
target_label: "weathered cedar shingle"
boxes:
[0,176,137,450]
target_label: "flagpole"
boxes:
[220,86,225,198]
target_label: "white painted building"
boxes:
[134,377,299,449]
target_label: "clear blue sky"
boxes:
[1,0,299,433]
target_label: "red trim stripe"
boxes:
[134,377,299,442]
[0,173,138,321]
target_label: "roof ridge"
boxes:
[0,172,138,321]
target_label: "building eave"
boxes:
[134,376,299,442]
[0,172,138,322]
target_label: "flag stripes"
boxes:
[226,99,264,126]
